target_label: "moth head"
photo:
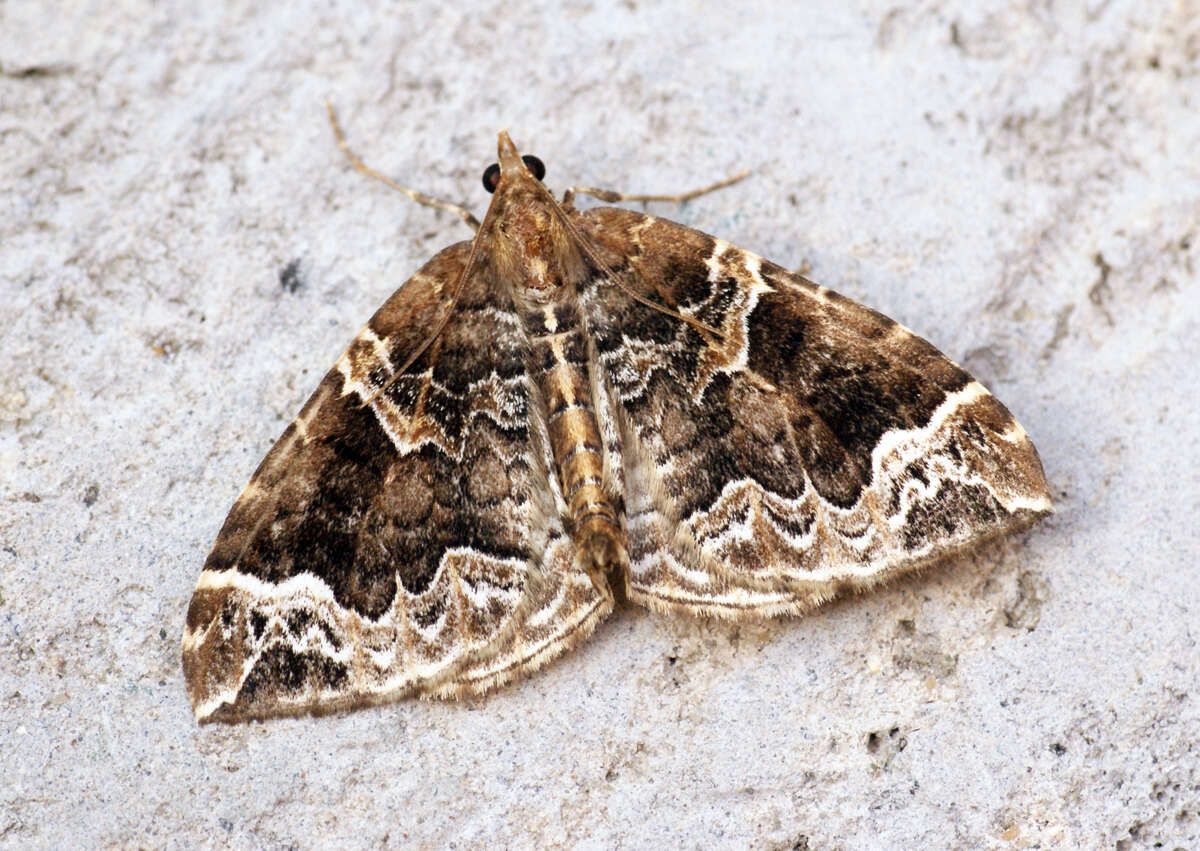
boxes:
[478,132,584,295]
[482,130,546,194]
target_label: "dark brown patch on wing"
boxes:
[198,240,535,622]
[582,208,974,511]
[579,206,1049,616]
[902,480,1004,550]
[238,645,349,707]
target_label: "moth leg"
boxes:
[562,170,750,208]
[325,100,481,230]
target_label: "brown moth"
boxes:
[182,119,1051,722]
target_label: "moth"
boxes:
[182,113,1052,722]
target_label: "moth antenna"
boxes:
[552,201,728,343]
[358,234,487,408]
[326,99,481,231]
[557,167,750,340]
[561,169,751,208]
[612,278,726,341]
[325,99,491,408]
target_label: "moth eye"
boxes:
[482,163,501,193]
[522,155,546,181]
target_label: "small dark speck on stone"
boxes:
[867,727,906,755]
[279,258,303,294]
[159,628,167,640]
[2,62,75,78]
[219,818,234,832]
[1050,742,1067,755]
[21,492,41,503]
[83,484,100,506]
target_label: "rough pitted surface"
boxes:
[2,1,1198,847]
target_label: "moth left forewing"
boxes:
[183,242,611,721]
[580,207,1051,618]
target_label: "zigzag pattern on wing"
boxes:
[183,242,611,721]
[580,208,1052,617]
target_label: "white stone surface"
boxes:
[2,1,1197,847]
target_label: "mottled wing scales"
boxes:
[183,243,610,721]
[187,134,1053,721]
[431,534,611,697]
[615,399,807,615]
[581,208,1052,617]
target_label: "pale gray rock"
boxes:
[1,1,1197,848]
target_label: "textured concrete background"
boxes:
[2,1,1198,847]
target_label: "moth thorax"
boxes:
[491,204,586,297]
